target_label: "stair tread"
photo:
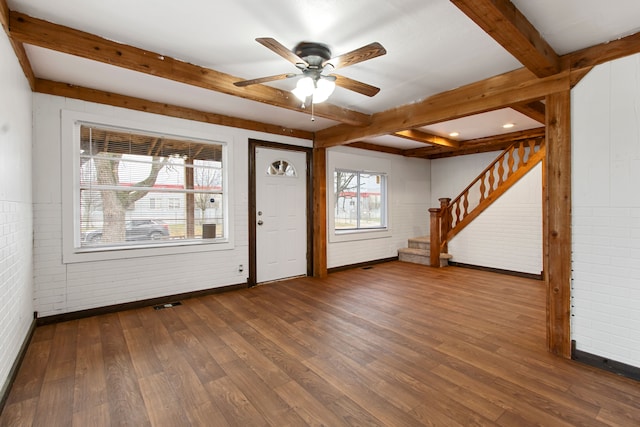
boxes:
[408,236,429,243]
[398,247,428,255]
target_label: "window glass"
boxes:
[267,160,296,176]
[334,169,386,230]
[78,124,225,248]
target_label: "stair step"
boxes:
[398,247,430,265]
[398,246,452,267]
[408,236,429,250]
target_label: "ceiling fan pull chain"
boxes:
[311,95,315,121]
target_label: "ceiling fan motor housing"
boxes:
[294,42,332,68]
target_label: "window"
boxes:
[267,160,296,176]
[77,123,226,249]
[334,169,387,230]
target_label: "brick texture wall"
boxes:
[572,53,640,367]
[431,152,543,275]
[326,147,431,269]
[32,94,310,317]
[0,31,34,394]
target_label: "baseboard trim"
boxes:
[447,261,543,280]
[328,256,398,274]
[1,314,37,414]
[572,343,640,382]
[36,282,248,326]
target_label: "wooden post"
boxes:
[545,89,572,359]
[185,157,194,238]
[439,198,451,253]
[312,147,327,278]
[429,208,441,267]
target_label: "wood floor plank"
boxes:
[431,363,585,427]
[220,359,306,425]
[274,380,348,426]
[303,354,423,426]
[204,376,268,427]
[0,397,37,427]
[100,313,151,427]
[3,262,640,426]
[71,402,110,427]
[72,317,108,416]
[138,372,190,427]
[3,340,51,405]
[369,358,504,424]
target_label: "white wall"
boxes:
[431,151,543,275]
[0,32,34,395]
[326,146,430,268]
[32,93,311,317]
[572,53,640,367]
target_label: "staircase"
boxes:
[399,136,545,268]
[398,236,452,267]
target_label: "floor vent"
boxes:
[153,301,182,310]
[362,266,374,270]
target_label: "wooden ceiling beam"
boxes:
[8,11,370,127]
[451,0,560,77]
[316,30,640,148]
[393,129,459,148]
[346,142,405,156]
[564,30,640,71]
[404,127,545,159]
[0,0,35,89]
[34,79,314,140]
[511,100,546,124]
[316,68,569,148]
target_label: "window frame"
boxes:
[61,110,234,264]
[333,168,388,232]
[327,148,392,243]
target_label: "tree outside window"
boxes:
[78,124,224,247]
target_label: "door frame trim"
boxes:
[248,139,313,287]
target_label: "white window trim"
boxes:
[61,110,235,263]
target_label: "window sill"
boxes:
[329,227,390,243]
[64,238,233,264]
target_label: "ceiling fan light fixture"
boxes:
[293,76,315,101]
[292,75,336,104]
[312,78,336,103]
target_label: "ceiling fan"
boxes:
[233,38,387,104]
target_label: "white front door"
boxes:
[255,147,307,283]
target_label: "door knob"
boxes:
[257,220,264,226]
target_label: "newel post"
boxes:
[438,198,451,253]
[429,208,441,267]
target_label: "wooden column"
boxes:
[429,208,441,267]
[312,147,327,278]
[439,198,451,253]
[545,90,572,358]
[185,157,194,238]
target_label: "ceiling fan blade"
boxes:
[233,73,297,87]
[324,42,386,70]
[256,37,308,68]
[331,74,381,97]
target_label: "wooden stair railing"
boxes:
[429,137,546,267]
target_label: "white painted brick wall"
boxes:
[572,53,640,367]
[0,31,34,393]
[32,94,311,317]
[431,153,543,275]
[447,164,542,275]
[327,147,431,268]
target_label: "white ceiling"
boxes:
[7,0,640,145]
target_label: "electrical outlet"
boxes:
[238,264,244,273]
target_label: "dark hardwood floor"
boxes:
[2,261,640,426]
